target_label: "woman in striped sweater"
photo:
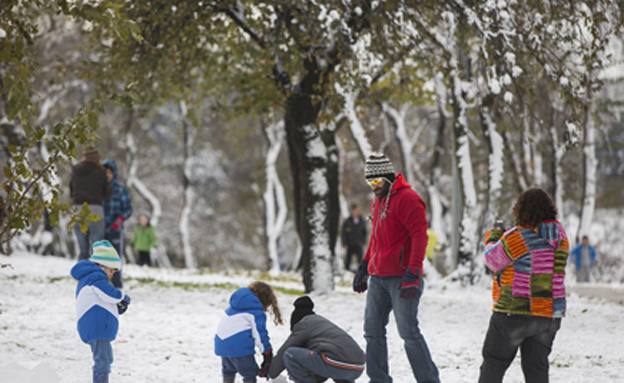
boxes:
[479,188,569,383]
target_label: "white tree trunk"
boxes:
[483,107,504,229]
[382,102,426,184]
[126,132,171,268]
[578,102,597,241]
[179,102,196,269]
[549,125,564,213]
[263,120,287,276]
[336,84,373,158]
[453,73,479,277]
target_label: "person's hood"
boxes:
[73,161,99,177]
[229,287,264,311]
[102,159,118,183]
[390,173,411,193]
[535,219,565,249]
[70,259,106,280]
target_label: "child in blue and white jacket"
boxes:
[70,240,131,383]
[215,281,283,383]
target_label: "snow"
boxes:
[0,28,6,39]
[264,121,287,276]
[309,168,328,196]
[335,84,373,158]
[304,125,326,160]
[2,252,624,382]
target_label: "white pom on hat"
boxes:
[365,153,395,180]
[90,240,122,270]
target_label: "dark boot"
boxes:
[93,372,109,383]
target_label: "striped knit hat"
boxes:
[365,153,395,182]
[83,145,100,163]
[90,240,122,270]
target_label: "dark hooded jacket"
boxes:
[70,161,112,205]
[268,314,365,379]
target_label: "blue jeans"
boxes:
[479,312,561,383]
[73,205,105,261]
[364,276,440,383]
[89,340,113,373]
[283,347,363,383]
[105,231,124,288]
[221,355,258,383]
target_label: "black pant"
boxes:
[344,245,363,271]
[137,250,152,266]
[479,312,561,383]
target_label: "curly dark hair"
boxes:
[248,281,283,326]
[512,188,558,228]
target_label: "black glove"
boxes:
[259,350,272,378]
[117,294,131,315]
[353,261,369,293]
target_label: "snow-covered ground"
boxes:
[1,252,623,383]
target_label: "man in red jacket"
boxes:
[353,153,440,383]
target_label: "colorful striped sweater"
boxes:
[484,219,569,318]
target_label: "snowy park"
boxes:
[2,2,624,383]
[1,252,624,383]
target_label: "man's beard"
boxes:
[373,185,390,198]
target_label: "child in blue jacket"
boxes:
[71,240,131,383]
[215,281,283,383]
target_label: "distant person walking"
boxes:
[479,188,569,383]
[570,235,597,283]
[341,203,367,272]
[132,213,157,266]
[352,153,440,383]
[102,159,132,288]
[70,145,112,261]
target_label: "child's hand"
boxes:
[117,294,131,315]
[259,349,273,378]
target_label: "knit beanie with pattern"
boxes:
[365,153,395,183]
[83,145,100,163]
[90,240,122,270]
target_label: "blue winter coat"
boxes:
[570,243,597,269]
[70,260,124,343]
[102,159,133,234]
[214,287,272,357]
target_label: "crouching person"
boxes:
[70,240,131,383]
[268,296,365,383]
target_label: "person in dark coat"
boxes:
[268,296,365,383]
[70,145,112,261]
[341,203,367,272]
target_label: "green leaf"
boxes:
[88,112,98,129]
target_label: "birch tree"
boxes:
[263,119,287,276]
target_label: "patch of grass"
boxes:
[48,276,67,283]
[126,277,304,295]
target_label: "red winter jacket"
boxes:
[363,174,428,276]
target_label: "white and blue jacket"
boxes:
[214,287,272,357]
[70,260,124,343]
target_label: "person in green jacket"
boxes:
[132,213,157,266]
